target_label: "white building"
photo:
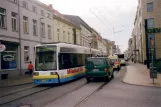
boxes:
[0,0,54,79]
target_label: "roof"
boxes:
[64,15,92,32]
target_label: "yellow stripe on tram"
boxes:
[33,75,58,79]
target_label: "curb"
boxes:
[122,65,161,88]
[122,78,161,88]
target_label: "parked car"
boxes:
[85,57,114,82]
[108,55,121,70]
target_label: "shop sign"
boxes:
[3,55,14,61]
[148,28,161,34]
[0,44,6,52]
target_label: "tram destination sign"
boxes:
[148,28,161,34]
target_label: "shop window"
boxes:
[24,46,30,62]
[1,43,18,69]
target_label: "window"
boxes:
[23,16,28,33]
[12,0,18,3]
[147,2,153,12]
[24,46,29,62]
[83,40,84,46]
[80,38,82,46]
[47,13,51,18]
[63,31,65,42]
[68,35,70,43]
[68,32,70,43]
[32,6,37,13]
[57,29,60,41]
[41,10,44,16]
[57,21,60,25]
[23,1,28,9]
[147,18,154,28]
[11,12,17,31]
[0,8,6,28]
[33,19,37,36]
[48,25,51,39]
[41,22,45,38]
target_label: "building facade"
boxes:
[64,15,92,48]
[0,0,112,79]
[0,0,54,79]
[128,38,133,59]
[133,0,161,64]
[53,11,81,45]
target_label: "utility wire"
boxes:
[89,9,115,35]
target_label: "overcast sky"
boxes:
[40,0,138,53]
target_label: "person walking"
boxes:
[28,61,34,76]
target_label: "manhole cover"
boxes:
[19,104,32,107]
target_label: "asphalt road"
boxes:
[75,66,161,107]
[1,64,161,107]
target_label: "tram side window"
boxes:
[76,54,83,67]
[59,53,84,70]
[59,53,72,70]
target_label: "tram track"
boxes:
[43,78,113,107]
[0,85,37,98]
[40,82,89,107]
[0,83,33,88]
[73,82,108,107]
[0,77,87,106]
[0,85,53,105]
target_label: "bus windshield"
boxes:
[35,46,57,71]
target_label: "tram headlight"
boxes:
[50,72,58,75]
[33,72,39,76]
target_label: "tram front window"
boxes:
[35,46,57,71]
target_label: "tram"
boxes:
[33,43,106,84]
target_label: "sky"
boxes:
[40,0,138,53]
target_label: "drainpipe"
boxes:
[18,0,22,75]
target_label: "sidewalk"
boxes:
[123,63,161,87]
[0,76,33,88]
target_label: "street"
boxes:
[1,64,161,107]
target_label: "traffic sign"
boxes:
[0,44,6,52]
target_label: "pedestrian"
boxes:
[28,61,34,76]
